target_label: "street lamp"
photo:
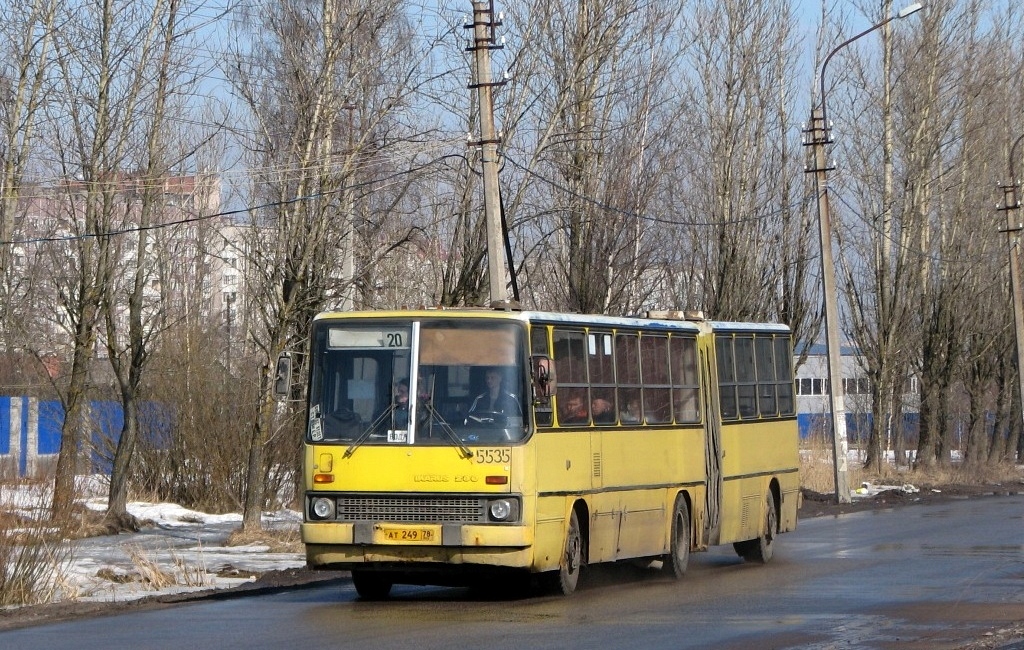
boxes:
[804,2,923,505]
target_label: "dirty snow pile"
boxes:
[2,480,306,605]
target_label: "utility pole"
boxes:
[998,133,1024,452]
[225,292,234,375]
[340,103,357,311]
[803,108,851,504]
[466,1,508,307]
[801,3,923,505]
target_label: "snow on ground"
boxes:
[1,479,306,606]
[62,501,306,603]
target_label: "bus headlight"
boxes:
[311,497,335,520]
[489,499,514,522]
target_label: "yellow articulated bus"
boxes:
[278,308,799,598]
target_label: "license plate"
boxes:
[373,525,438,544]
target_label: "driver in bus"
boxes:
[466,368,521,422]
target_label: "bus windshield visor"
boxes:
[307,319,528,445]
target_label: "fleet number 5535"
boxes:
[476,448,510,464]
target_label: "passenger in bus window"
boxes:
[591,398,615,424]
[391,379,411,428]
[389,378,434,430]
[467,368,521,421]
[560,391,589,424]
[619,396,642,424]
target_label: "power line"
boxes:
[1,153,466,247]
[1,137,463,199]
[503,155,807,228]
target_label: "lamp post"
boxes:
[998,134,1024,454]
[803,2,923,505]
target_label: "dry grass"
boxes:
[226,525,303,553]
[88,543,213,593]
[891,463,1024,489]
[122,544,177,590]
[0,486,71,606]
[800,437,867,494]
[117,543,216,590]
[0,530,68,606]
[801,437,1024,495]
[172,546,211,588]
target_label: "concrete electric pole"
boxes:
[466,1,509,307]
[998,133,1024,450]
[802,2,923,504]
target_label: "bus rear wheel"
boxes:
[351,570,393,600]
[543,509,583,595]
[662,496,690,579]
[734,492,777,564]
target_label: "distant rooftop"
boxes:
[796,342,860,357]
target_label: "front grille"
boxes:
[333,494,487,523]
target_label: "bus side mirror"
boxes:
[273,352,292,401]
[531,355,555,405]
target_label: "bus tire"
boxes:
[734,492,777,564]
[662,495,690,579]
[351,570,393,600]
[544,509,583,595]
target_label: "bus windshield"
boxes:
[307,319,528,445]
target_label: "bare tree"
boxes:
[899,0,993,469]
[498,0,690,315]
[227,0,431,529]
[831,0,925,471]
[44,0,171,519]
[98,0,222,529]
[831,0,1023,469]
[0,0,57,365]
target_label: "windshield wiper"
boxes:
[343,406,395,458]
[420,403,474,460]
[344,402,474,460]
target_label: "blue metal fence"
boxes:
[0,397,171,477]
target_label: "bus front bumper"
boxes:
[301,522,534,569]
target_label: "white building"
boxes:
[795,343,919,444]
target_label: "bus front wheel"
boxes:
[543,509,583,595]
[662,496,690,579]
[734,493,777,564]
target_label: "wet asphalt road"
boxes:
[3,494,1023,649]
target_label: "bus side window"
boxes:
[774,336,796,415]
[645,391,672,424]
[671,336,700,423]
[755,336,778,416]
[717,336,738,420]
[640,334,671,424]
[675,389,699,423]
[619,387,642,424]
[559,387,589,425]
[588,331,615,425]
[553,328,589,426]
[530,325,554,426]
[615,333,642,424]
[735,337,757,418]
